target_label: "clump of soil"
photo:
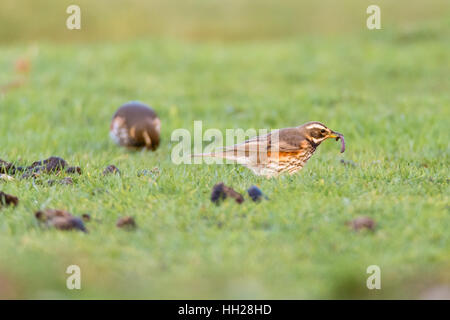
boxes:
[0,159,25,175]
[116,216,137,230]
[103,165,120,176]
[61,177,73,185]
[29,156,68,173]
[0,191,19,207]
[48,177,73,186]
[81,214,91,222]
[35,209,87,232]
[2,157,82,179]
[15,156,82,179]
[211,183,244,204]
[21,171,40,179]
[247,185,268,202]
[0,159,15,174]
[66,166,82,175]
[347,216,376,231]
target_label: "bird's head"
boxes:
[300,121,345,152]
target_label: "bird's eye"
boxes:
[320,129,326,133]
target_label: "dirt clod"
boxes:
[247,185,267,202]
[0,159,16,174]
[2,157,80,179]
[103,165,120,176]
[116,216,137,230]
[0,191,19,207]
[48,177,73,186]
[21,171,40,179]
[51,216,86,232]
[66,166,82,175]
[347,216,376,231]
[20,156,79,179]
[211,183,244,204]
[211,183,227,203]
[29,156,67,173]
[35,208,72,221]
[60,177,73,185]
[35,209,87,232]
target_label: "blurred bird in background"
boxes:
[110,101,161,151]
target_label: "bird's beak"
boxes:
[328,131,341,139]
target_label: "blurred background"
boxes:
[1,0,449,43]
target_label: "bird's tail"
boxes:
[191,152,222,158]
[191,151,253,166]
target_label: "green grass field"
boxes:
[0,2,449,299]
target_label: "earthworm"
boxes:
[336,134,345,153]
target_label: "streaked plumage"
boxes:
[194,121,345,178]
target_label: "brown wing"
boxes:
[269,127,308,152]
[208,127,308,166]
[221,127,306,154]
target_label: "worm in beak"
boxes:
[330,131,345,153]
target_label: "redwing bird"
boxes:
[194,122,345,178]
[110,101,161,151]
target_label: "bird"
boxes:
[110,101,161,151]
[193,121,345,178]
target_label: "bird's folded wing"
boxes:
[270,128,307,152]
[220,131,272,155]
[220,128,306,154]
[193,128,307,159]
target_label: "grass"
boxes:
[0,23,449,298]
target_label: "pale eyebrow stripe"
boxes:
[306,124,325,130]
